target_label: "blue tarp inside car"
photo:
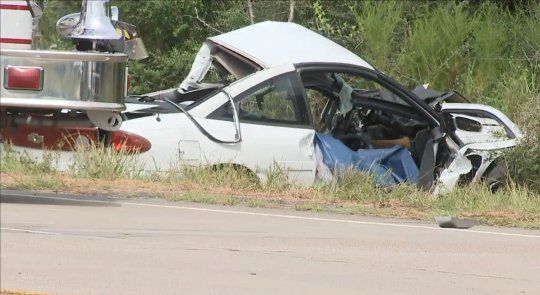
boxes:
[315,133,419,186]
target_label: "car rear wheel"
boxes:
[482,162,506,192]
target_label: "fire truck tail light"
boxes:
[4,66,43,90]
[110,130,151,153]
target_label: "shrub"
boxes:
[503,95,540,193]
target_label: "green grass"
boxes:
[69,144,144,180]
[1,144,538,229]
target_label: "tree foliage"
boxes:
[38,1,538,103]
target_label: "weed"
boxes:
[68,144,143,180]
[263,162,290,192]
[162,163,261,192]
[0,144,59,175]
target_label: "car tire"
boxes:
[482,162,506,192]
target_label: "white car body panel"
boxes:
[118,111,316,184]
[208,21,374,70]
[180,22,373,92]
[434,146,474,194]
[442,102,520,156]
[120,64,316,184]
[449,114,507,145]
[434,103,522,192]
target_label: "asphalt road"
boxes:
[1,191,539,295]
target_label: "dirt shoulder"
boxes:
[1,172,538,229]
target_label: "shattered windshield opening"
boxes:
[172,42,261,110]
[178,41,260,93]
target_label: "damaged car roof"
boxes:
[208,21,374,70]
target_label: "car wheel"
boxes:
[482,162,506,192]
[212,164,261,187]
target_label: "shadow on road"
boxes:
[0,190,120,207]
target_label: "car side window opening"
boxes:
[210,74,310,127]
[301,70,432,187]
[301,70,430,160]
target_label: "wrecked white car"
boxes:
[1,22,521,192]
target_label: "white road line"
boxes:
[121,201,540,239]
[0,227,59,235]
[2,192,540,239]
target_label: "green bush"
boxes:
[503,95,540,193]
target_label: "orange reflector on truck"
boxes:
[110,130,151,153]
[4,66,43,90]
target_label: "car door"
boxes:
[297,65,447,190]
[198,70,317,185]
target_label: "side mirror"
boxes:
[56,12,80,38]
[110,6,119,21]
[124,37,149,60]
[113,21,149,60]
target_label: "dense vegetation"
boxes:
[36,0,539,191]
